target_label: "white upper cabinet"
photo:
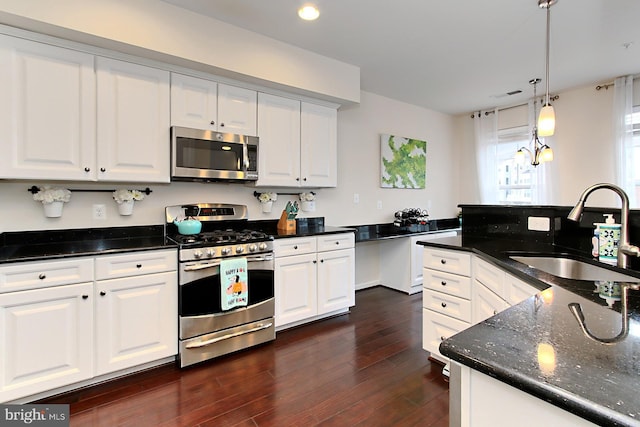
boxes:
[0,35,96,180]
[0,34,171,183]
[217,83,257,136]
[257,93,338,188]
[96,57,170,183]
[171,73,257,136]
[257,92,301,187]
[300,102,337,187]
[170,73,218,130]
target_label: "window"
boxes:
[496,126,534,204]
[632,105,640,202]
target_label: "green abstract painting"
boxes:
[380,134,427,189]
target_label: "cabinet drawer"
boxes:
[423,289,471,323]
[95,249,177,280]
[422,308,469,361]
[474,258,505,296]
[274,237,317,257]
[423,248,471,276]
[0,258,94,293]
[423,268,471,299]
[317,233,354,252]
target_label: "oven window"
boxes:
[180,270,274,317]
[176,137,242,171]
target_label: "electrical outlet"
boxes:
[353,193,360,204]
[376,200,383,210]
[527,216,550,231]
[93,204,106,220]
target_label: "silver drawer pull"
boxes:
[441,281,447,286]
[38,273,46,280]
[440,336,446,341]
[440,259,447,264]
[185,322,273,348]
[441,302,447,308]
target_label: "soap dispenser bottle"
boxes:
[597,214,621,265]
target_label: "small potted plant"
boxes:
[299,192,316,212]
[113,189,145,216]
[33,186,71,218]
[258,192,277,213]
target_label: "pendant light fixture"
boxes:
[515,78,554,166]
[537,0,557,137]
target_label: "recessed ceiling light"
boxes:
[298,4,319,21]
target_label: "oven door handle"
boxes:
[183,254,273,271]
[184,322,273,348]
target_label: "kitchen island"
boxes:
[418,234,640,427]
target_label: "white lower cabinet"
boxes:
[95,271,177,376]
[0,282,94,402]
[274,234,355,329]
[0,249,177,403]
[423,248,539,363]
[381,231,458,294]
[422,248,472,362]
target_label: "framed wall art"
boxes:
[380,134,427,189]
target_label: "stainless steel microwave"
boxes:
[171,126,258,182]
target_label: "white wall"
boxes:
[455,82,630,208]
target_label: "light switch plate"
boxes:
[528,216,550,232]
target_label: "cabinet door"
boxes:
[423,308,468,363]
[410,236,425,289]
[275,253,317,327]
[96,57,170,183]
[0,35,96,180]
[256,93,301,187]
[217,84,257,136]
[504,274,539,306]
[300,102,337,187]
[472,282,509,324]
[0,283,93,402]
[170,73,217,130]
[317,248,355,314]
[95,272,177,375]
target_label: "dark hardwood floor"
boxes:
[38,286,449,426]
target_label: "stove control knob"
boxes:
[221,247,231,256]
[206,249,215,258]
[248,244,258,252]
[258,242,269,251]
[193,250,203,259]
[236,246,245,254]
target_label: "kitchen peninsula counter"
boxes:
[418,235,640,427]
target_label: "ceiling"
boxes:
[161,0,640,115]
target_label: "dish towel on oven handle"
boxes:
[220,257,248,311]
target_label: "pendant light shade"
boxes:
[537,104,556,137]
[538,0,556,136]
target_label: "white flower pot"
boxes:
[43,201,64,218]
[118,200,135,216]
[261,201,273,213]
[300,200,315,212]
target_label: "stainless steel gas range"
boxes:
[165,203,275,368]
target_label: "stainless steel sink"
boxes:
[509,255,640,282]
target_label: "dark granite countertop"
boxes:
[0,226,173,264]
[417,235,640,427]
[348,218,460,243]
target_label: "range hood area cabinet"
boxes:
[170,73,257,137]
[256,92,337,188]
[0,34,170,183]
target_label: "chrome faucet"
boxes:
[567,183,640,269]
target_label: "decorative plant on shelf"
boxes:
[33,186,71,218]
[299,192,316,212]
[258,192,277,213]
[112,189,145,216]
